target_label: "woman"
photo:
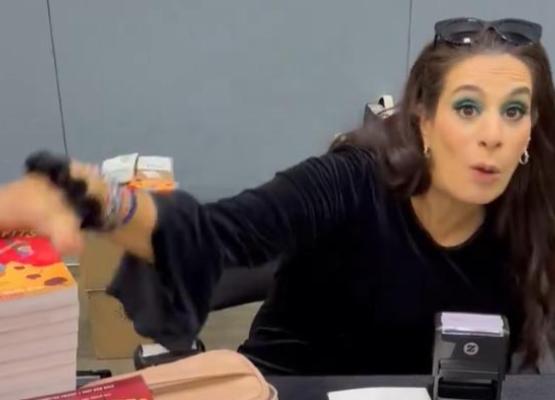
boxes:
[0,18,554,375]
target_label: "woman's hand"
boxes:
[0,161,108,255]
[0,174,82,254]
[0,152,157,260]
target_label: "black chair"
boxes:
[133,260,279,369]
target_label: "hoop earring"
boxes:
[519,149,530,165]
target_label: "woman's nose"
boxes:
[478,114,503,150]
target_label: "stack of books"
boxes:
[0,231,78,400]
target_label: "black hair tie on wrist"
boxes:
[24,150,105,230]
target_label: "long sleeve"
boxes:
[108,146,375,351]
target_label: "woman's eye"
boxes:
[504,106,526,121]
[456,104,479,118]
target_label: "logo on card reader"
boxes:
[463,342,479,356]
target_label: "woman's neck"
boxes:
[410,187,485,248]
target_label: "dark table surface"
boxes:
[267,375,555,400]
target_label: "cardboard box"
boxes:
[80,234,123,290]
[79,234,151,359]
[101,154,176,192]
[86,290,152,359]
[80,155,176,359]
[129,156,176,192]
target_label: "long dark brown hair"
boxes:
[334,30,555,367]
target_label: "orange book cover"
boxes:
[25,376,153,400]
[0,231,75,301]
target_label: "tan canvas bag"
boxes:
[88,349,278,400]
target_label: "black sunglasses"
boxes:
[434,17,542,47]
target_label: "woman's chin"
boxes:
[452,185,506,206]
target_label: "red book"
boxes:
[25,376,153,400]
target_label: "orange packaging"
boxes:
[128,156,176,192]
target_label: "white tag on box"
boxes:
[137,156,173,173]
[141,170,162,179]
[101,153,139,183]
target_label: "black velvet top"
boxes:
[109,146,522,375]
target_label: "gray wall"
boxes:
[49,0,410,199]
[1,1,555,199]
[0,1,65,183]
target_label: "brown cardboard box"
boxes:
[80,156,175,359]
[86,289,152,359]
[80,234,152,359]
[80,234,123,290]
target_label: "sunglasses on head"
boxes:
[434,17,542,47]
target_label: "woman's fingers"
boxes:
[0,157,114,255]
[0,174,84,255]
[28,174,84,255]
[42,209,84,255]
